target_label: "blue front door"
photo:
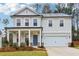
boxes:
[33,35,38,46]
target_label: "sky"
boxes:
[0,3,18,30]
[0,3,56,31]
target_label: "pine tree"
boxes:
[42,4,52,13]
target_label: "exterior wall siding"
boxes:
[13,17,41,27]
[42,17,71,33]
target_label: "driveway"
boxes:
[46,47,79,56]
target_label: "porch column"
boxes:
[40,30,42,46]
[7,30,9,42]
[29,30,31,46]
[18,30,21,47]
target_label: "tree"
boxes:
[62,7,73,15]
[54,4,73,15]
[72,8,79,41]
[30,3,42,13]
[54,4,63,13]
[67,3,74,8]
[63,3,74,15]
[2,18,9,27]
[42,3,52,13]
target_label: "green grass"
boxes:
[74,45,79,49]
[0,51,48,56]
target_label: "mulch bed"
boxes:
[0,46,46,52]
[72,41,79,46]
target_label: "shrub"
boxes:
[13,43,18,49]
[70,42,74,47]
[2,38,9,47]
[20,43,25,47]
[38,46,44,48]
[38,42,44,48]
[9,39,13,47]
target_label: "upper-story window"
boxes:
[60,20,64,27]
[25,19,29,26]
[33,19,37,26]
[17,19,21,26]
[48,20,52,27]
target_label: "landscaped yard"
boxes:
[0,51,48,56]
[73,45,79,49]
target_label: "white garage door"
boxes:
[43,36,68,46]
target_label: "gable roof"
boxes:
[11,6,41,16]
[11,6,72,18]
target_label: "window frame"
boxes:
[60,20,64,27]
[25,19,29,26]
[16,19,21,26]
[33,19,37,26]
[48,20,52,27]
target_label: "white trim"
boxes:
[18,30,21,47]
[7,30,9,42]
[29,30,31,46]
[6,29,41,31]
[40,30,41,46]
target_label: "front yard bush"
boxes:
[0,46,46,52]
[1,38,46,51]
[20,43,26,47]
[13,43,18,49]
[2,37,9,47]
[38,46,45,48]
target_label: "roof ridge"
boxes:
[11,6,40,16]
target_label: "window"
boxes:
[48,20,52,27]
[60,20,64,27]
[17,19,21,26]
[33,19,37,26]
[25,19,29,26]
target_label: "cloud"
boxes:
[6,3,17,8]
[0,6,9,13]
[0,3,17,14]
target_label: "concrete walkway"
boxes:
[46,47,79,56]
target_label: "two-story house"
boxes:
[5,6,72,47]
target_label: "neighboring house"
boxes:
[5,6,72,47]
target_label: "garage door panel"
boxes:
[43,36,68,46]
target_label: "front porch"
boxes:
[6,27,42,47]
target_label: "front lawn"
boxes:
[0,51,48,56]
[73,45,79,49]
